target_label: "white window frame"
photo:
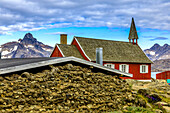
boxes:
[140,65,148,73]
[119,64,129,73]
[104,63,115,69]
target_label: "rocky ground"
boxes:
[0,63,169,112]
[126,79,170,113]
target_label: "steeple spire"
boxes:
[128,18,138,45]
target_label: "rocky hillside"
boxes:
[151,59,170,72]
[144,43,170,61]
[0,33,53,58]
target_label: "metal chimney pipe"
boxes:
[96,48,103,65]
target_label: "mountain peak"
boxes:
[163,43,169,47]
[150,43,160,50]
[0,33,53,59]
[153,43,160,46]
[22,33,37,45]
[24,33,34,39]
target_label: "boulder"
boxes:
[137,89,149,96]
[154,109,163,113]
[162,106,170,113]
[148,94,162,103]
[154,102,169,106]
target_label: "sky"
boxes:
[0,0,170,50]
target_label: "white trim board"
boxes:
[49,44,65,57]
[0,57,132,77]
[75,38,91,61]
[49,43,57,57]
[57,45,65,57]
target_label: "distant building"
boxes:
[50,18,153,81]
[156,71,170,79]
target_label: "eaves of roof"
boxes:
[0,57,132,77]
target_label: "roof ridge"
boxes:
[57,44,73,46]
[74,36,132,44]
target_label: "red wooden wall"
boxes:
[93,61,151,80]
[156,71,170,79]
[50,46,63,57]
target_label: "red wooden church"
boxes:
[50,18,153,81]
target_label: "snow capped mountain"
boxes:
[144,43,170,61]
[144,43,170,71]
[0,33,53,59]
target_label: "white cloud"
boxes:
[0,0,170,35]
[0,31,12,35]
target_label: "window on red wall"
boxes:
[104,64,115,69]
[119,64,129,73]
[140,65,148,73]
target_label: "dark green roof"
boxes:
[58,44,84,59]
[75,37,152,63]
[128,18,138,39]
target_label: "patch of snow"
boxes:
[13,45,18,51]
[1,50,11,55]
[1,56,7,59]
[18,40,21,43]
[25,45,34,48]
[7,55,12,58]
[150,51,155,55]
[10,48,13,52]
[42,47,52,51]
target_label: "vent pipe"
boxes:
[96,48,103,65]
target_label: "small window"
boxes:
[140,65,148,73]
[119,64,129,73]
[104,64,115,69]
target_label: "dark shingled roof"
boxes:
[0,57,133,77]
[58,44,84,59]
[0,57,60,69]
[75,37,152,63]
[128,18,138,39]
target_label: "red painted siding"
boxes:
[71,38,90,61]
[156,71,170,79]
[93,61,151,80]
[50,46,63,57]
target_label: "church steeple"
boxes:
[128,17,138,45]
